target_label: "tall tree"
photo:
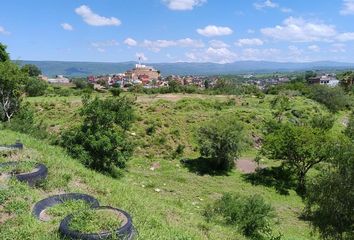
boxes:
[0,61,27,121]
[261,123,331,194]
[305,137,354,240]
[0,43,10,62]
[21,64,42,77]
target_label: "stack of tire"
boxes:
[1,142,136,239]
[32,193,136,240]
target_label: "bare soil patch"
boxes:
[236,158,263,174]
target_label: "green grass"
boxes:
[68,208,124,234]
[0,161,38,174]
[45,200,91,222]
[0,93,339,239]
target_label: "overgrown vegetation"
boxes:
[60,95,135,175]
[205,193,278,239]
[197,115,247,172]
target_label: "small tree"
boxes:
[25,77,48,97]
[270,95,291,123]
[197,116,247,171]
[0,61,27,121]
[261,123,331,194]
[305,138,354,240]
[61,95,135,174]
[21,64,42,77]
[308,85,350,112]
[0,43,10,62]
[206,193,276,238]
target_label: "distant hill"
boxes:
[17,60,354,77]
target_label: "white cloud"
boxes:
[197,25,233,37]
[236,38,264,46]
[163,0,206,10]
[136,52,148,61]
[142,38,204,52]
[336,32,354,41]
[281,8,292,13]
[96,48,106,53]
[308,45,320,52]
[209,40,229,48]
[177,38,204,47]
[75,5,121,26]
[340,0,354,15]
[124,38,138,46]
[261,17,337,42]
[331,43,346,53]
[247,29,256,34]
[254,0,278,10]
[186,47,237,63]
[91,40,119,48]
[254,1,292,13]
[61,23,74,31]
[91,40,119,52]
[240,48,281,61]
[0,26,10,35]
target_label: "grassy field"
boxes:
[0,93,348,239]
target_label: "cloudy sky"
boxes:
[1,0,354,63]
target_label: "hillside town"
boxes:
[39,62,340,91]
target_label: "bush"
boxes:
[60,95,135,174]
[5,102,49,139]
[110,87,122,97]
[307,85,351,112]
[305,139,354,240]
[197,116,247,172]
[72,78,89,89]
[206,193,275,238]
[25,77,48,97]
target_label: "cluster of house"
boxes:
[247,73,340,89]
[40,75,70,84]
[85,64,217,89]
[307,74,339,87]
[247,76,291,89]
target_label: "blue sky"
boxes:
[1,0,354,63]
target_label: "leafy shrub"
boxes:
[305,139,354,240]
[110,87,122,96]
[60,95,135,174]
[307,85,351,112]
[72,78,89,89]
[25,77,48,97]
[197,116,247,171]
[206,193,276,238]
[5,102,49,139]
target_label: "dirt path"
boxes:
[236,158,262,174]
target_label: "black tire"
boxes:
[59,206,135,240]
[32,193,100,221]
[0,162,48,187]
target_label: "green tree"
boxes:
[25,77,48,97]
[197,116,247,171]
[261,123,331,194]
[61,95,135,174]
[344,111,354,140]
[270,95,291,123]
[308,85,350,112]
[305,138,354,240]
[21,64,42,77]
[0,61,27,121]
[206,193,276,238]
[0,43,10,62]
[337,71,354,91]
[72,78,89,89]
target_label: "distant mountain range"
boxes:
[17,60,354,77]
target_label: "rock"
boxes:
[150,162,161,171]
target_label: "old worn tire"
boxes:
[59,206,135,240]
[32,193,100,221]
[0,162,47,186]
